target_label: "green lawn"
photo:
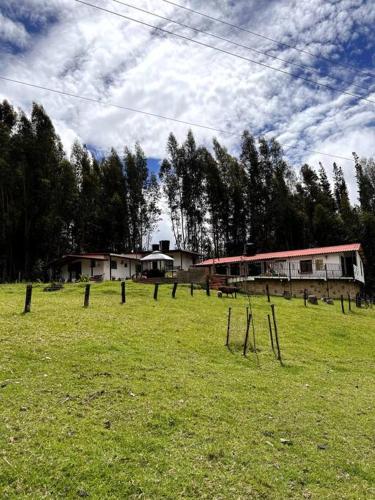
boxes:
[0,282,374,499]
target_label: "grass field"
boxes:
[0,282,374,499]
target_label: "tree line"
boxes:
[0,101,160,281]
[1,101,374,289]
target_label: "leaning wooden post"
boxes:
[271,304,283,366]
[267,314,276,356]
[243,312,252,356]
[172,282,178,299]
[24,284,32,313]
[340,294,345,314]
[325,264,330,298]
[225,307,232,347]
[206,276,210,297]
[266,284,270,303]
[153,283,159,301]
[190,283,194,296]
[347,293,351,312]
[251,313,260,365]
[84,284,90,308]
[121,281,126,304]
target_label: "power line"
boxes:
[0,75,356,162]
[287,148,354,162]
[0,75,229,133]
[73,0,375,106]
[160,0,375,80]
[110,0,371,94]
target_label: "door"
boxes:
[68,262,82,281]
[341,254,356,277]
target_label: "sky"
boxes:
[0,0,374,244]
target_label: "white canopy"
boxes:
[140,251,174,262]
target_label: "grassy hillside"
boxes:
[0,282,374,499]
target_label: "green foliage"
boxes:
[1,100,375,293]
[0,281,374,497]
[0,102,159,280]
[77,274,90,283]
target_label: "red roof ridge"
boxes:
[196,243,362,266]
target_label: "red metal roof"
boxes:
[196,243,362,267]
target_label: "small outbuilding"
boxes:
[140,251,174,277]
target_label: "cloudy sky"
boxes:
[0,0,374,241]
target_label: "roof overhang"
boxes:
[196,243,364,267]
[141,251,174,262]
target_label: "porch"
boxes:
[213,261,354,281]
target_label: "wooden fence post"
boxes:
[304,289,307,307]
[243,312,252,356]
[225,307,232,347]
[190,283,194,296]
[267,314,275,356]
[266,284,270,303]
[347,293,351,312]
[340,295,345,314]
[121,281,126,304]
[24,284,32,313]
[84,284,90,308]
[172,282,178,298]
[271,304,283,366]
[325,264,330,297]
[206,276,210,297]
[153,283,159,301]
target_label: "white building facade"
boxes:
[53,253,140,282]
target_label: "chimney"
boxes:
[152,243,160,251]
[244,242,256,256]
[160,240,170,252]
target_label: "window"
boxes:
[300,260,313,273]
[315,259,324,271]
[110,260,117,270]
[124,263,128,268]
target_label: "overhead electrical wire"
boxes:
[73,0,375,105]
[0,75,229,133]
[109,0,372,95]
[0,75,356,162]
[159,0,375,80]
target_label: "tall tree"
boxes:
[125,144,160,251]
[333,162,358,241]
[100,149,129,252]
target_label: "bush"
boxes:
[77,274,90,283]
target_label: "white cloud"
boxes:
[0,0,374,243]
[0,12,29,47]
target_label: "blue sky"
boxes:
[0,0,374,240]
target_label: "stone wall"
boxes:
[239,278,362,298]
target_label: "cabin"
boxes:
[195,243,365,298]
[50,253,141,282]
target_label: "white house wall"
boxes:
[60,259,94,281]
[168,252,195,271]
[106,257,136,280]
[60,257,137,281]
[354,251,365,283]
